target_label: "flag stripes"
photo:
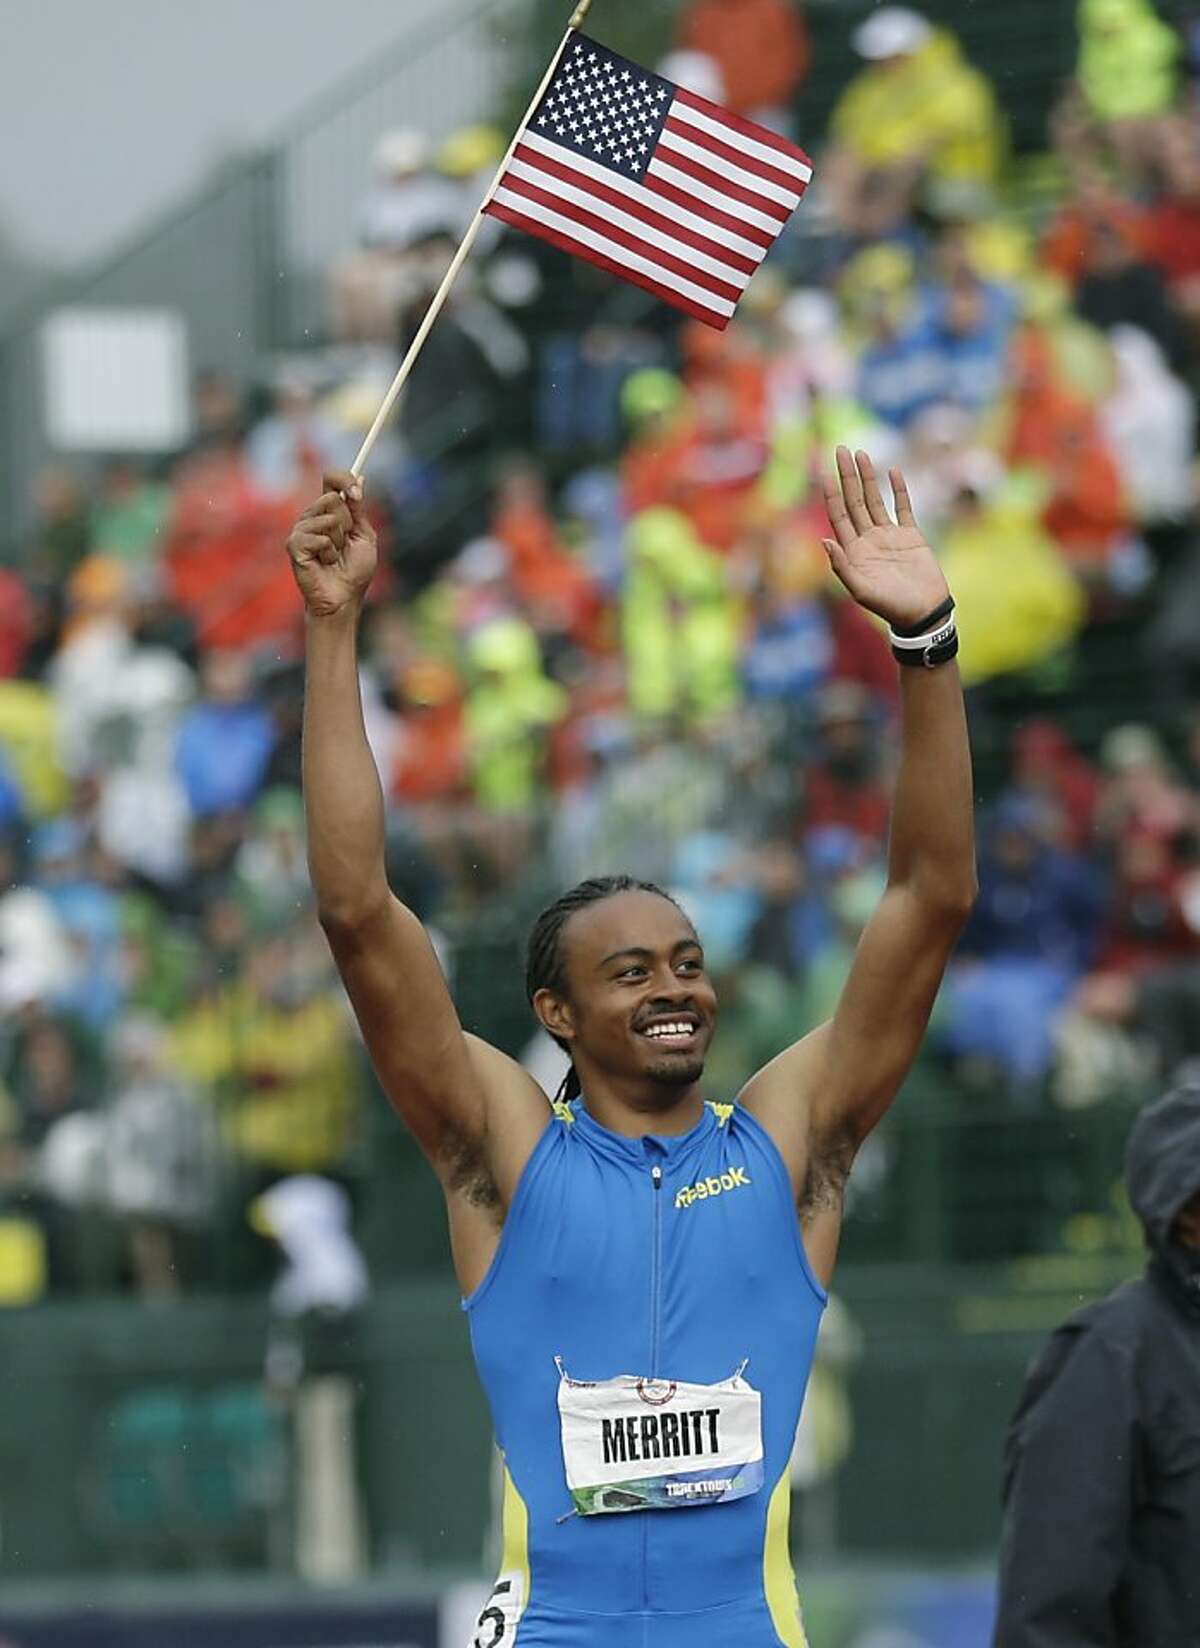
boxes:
[486,202,737,325]
[502,156,757,282]
[673,89,814,178]
[520,132,771,260]
[492,176,745,302]
[661,117,807,206]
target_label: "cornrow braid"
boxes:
[525,875,685,1108]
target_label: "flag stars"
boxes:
[540,45,671,175]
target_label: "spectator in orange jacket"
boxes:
[675,0,810,126]
[490,465,604,651]
[390,660,467,807]
[1040,405,1130,576]
[1002,330,1131,579]
[1041,176,1150,288]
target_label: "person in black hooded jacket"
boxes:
[993,1074,1200,1647]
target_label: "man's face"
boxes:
[540,891,719,1100]
[1173,1187,1200,1250]
[995,825,1038,877]
[203,649,253,705]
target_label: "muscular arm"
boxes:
[304,606,482,1166]
[813,656,975,1143]
[741,450,976,1280]
[292,477,546,1220]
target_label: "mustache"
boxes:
[633,1004,702,1031]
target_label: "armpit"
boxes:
[800,1129,855,1226]
[441,1130,503,1216]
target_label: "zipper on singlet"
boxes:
[649,1161,663,1374]
[645,1157,664,1613]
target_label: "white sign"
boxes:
[42,306,190,451]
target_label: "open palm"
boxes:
[821,447,950,632]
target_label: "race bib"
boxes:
[556,1359,763,1515]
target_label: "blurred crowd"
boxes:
[4,0,1200,1300]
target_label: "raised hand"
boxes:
[286,470,378,620]
[821,447,950,632]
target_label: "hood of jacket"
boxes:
[1125,1071,1200,1313]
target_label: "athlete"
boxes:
[288,446,976,1647]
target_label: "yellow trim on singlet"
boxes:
[707,1101,734,1126]
[763,1470,808,1648]
[499,1462,531,1621]
[551,1100,575,1124]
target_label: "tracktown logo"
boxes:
[674,1166,751,1209]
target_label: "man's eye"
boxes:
[618,967,645,979]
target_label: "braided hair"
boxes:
[525,875,685,1107]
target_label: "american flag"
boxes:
[483,33,813,330]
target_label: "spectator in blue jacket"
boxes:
[175,651,275,819]
[919,268,1015,415]
[942,795,1104,1086]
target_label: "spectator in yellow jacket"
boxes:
[172,923,358,1179]
[463,617,566,813]
[939,467,1086,686]
[621,508,741,726]
[1055,0,1180,183]
[823,7,1004,236]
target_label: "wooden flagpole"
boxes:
[350,0,597,478]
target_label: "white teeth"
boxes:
[642,1021,694,1038]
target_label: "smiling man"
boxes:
[287,448,976,1648]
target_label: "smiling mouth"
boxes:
[637,1019,701,1048]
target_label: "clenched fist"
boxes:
[286,470,377,619]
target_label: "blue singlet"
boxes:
[464,1097,827,1646]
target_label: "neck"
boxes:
[574,1073,707,1138]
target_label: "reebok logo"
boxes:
[674,1166,751,1209]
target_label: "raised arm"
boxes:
[290,473,546,1214]
[740,448,976,1280]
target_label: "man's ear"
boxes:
[532,986,574,1044]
